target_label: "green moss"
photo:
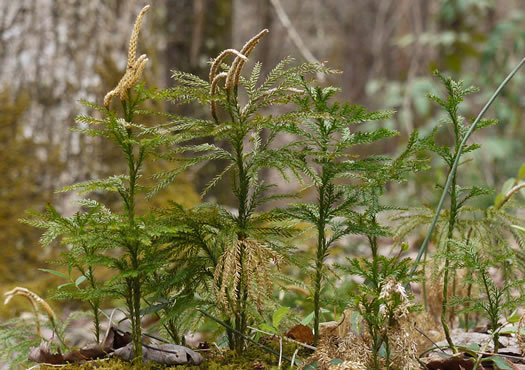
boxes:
[35,341,311,369]
[40,358,165,369]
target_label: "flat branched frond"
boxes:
[75,114,107,126]
[337,127,399,150]
[166,143,234,159]
[391,206,442,242]
[241,89,307,119]
[281,62,335,85]
[258,59,334,96]
[431,70,479,109]
[275,112,328,139]
[150,153,224,196]
[258,56,295,92]
[244,181,275,214]
[247,147,298,178]
[201,162,236,197]
[158,85,214,105]
[22,202,118,250]
[473,118,498,131]
[246,61,262,99]
[457,185,493,207]
[171,70,211,88]
[335,104,394,126]
[0,316,43,368]
[57,175,128,195]
[283,202,320,224]
[78,99,108,113]
[422,126,453,163]
[167,118,217,141]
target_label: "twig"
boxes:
[279,336,283,368]
[196,309,294,362]
[98,308,170,345]
[413,322,448,354]
[194,348,211,352]
[291,347,299,368]
[101,308,117,345]
[497,182,525,209]
[212,342,225,353]
[248,326,317,350]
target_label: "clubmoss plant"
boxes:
[449,240,524,353]
[71,5,185,359]
[22,202,109,343]
[143,202,227,345]
[403,58,525,353]
[392,69,525,353]
[340,251,421,370]
[0,288,92,369]
[24,5,171,359]
[282,83,426,345]
[152,30,329,352]
[393,162,525,335]
[408,71,497,353]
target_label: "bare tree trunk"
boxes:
[0,0,151,201]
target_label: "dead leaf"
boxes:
[286,324,314,344]
[113,342,203,365]
[424,353,481,370]
[28,341,65,364]
[63,344,108,362]
[143,343,204,365]
[103,326,132,351]
[60,327,131,363]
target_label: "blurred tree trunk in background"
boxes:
[165,0,232,80]
[0,0,152,198]
[0,0,151,295]
[163,0,234,204]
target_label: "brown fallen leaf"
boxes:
[61,326,132,363]
[286,324,314,345]
[62,326,132,363]
[28,341,65,364]
[63,344,108,362]
[29,326,198,366]
[103,326,132,351]
[424,353,481,370]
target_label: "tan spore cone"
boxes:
[104,5,150,107]
[208,29,269,121]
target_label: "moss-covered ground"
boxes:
[37,340,313,369]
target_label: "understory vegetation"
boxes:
[1,4,524,370]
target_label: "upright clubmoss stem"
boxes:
[422,246,428,311]
[463,227,473,332]
[86,265,100,343]
[441,171,458,353]
[120,94,143,359]
[313,178,327,346]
